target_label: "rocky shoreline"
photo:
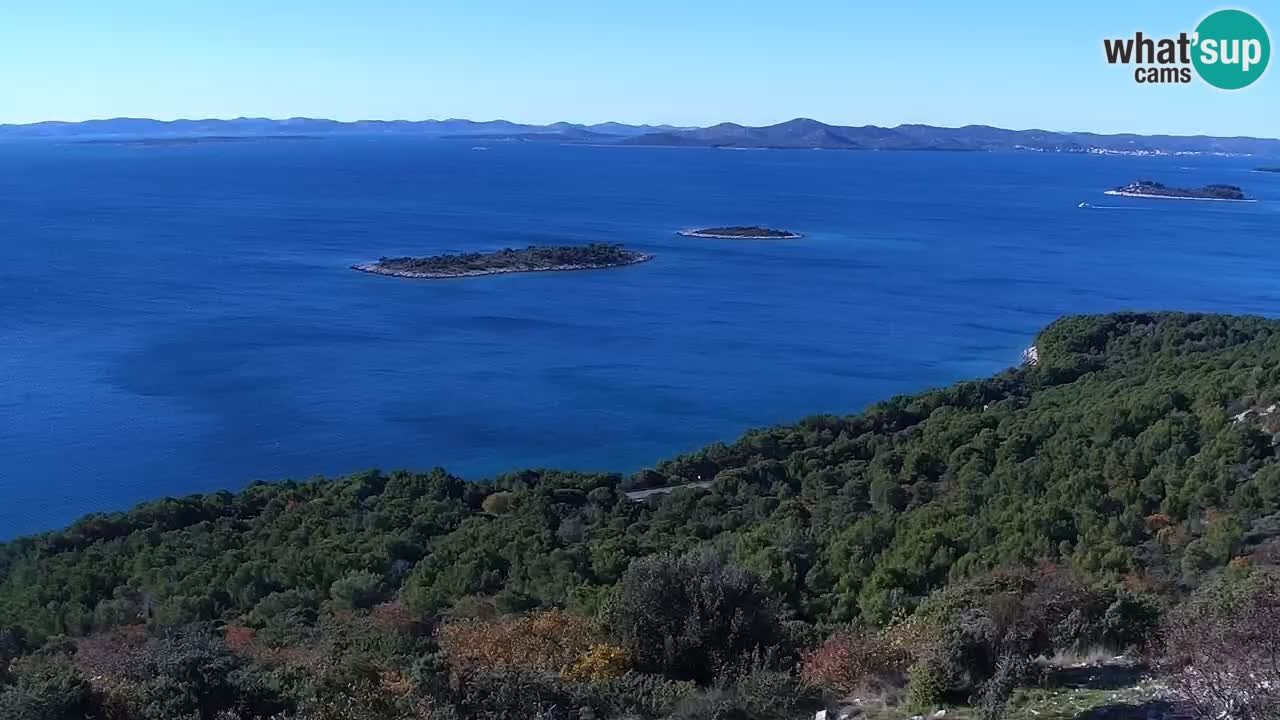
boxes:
[1022,345,1040,366]
[1105,180,1252,202]
[1103,190,1256,202]
[678,228,802,239]
[351,254,654,279]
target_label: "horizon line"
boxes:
[2,115,1278,141]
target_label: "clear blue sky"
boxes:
[1,0,1274,135]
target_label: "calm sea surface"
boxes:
[2,138,1278,537]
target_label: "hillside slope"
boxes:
[2,312,1279,638]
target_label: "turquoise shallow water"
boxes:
[1,138,1278,537]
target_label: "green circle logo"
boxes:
[1192,9,1270,89]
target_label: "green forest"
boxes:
[3,312,1280,719]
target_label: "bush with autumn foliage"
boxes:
[437,609,627,681]
[562,643,631,683]
[800,631,910,694]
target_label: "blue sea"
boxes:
[2,138,1278,538]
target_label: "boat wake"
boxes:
[1078,202,1146,210]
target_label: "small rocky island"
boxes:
[352,243,652,279]
[1105,180,1251,201]
[678,225,802,239]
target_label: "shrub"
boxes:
[876,585,1008,709]
[723,658,822,720]
[150,594,216,626]
[1150,570,1280,720]
[445,670,576,720]
[0,624,28,684]
[329,571,384,611]
[72,625,148,692]
[70,626,289,720]
[92,592,150,630]
[481,492,514,515]
[905,657,945,712]
[139,628,286,720]
[602,553,781,683]
[775,619,826,666]
[286,675,434,720]
[0,657,92,720]
[882,612,941,661]
[669,675,819,720]
[1100,592,1161,651]
[579,671,697,717]
[976,654,1028,720]
[929,609,1001,700]
[913,567,1159,672]
[264,607,431,703]
[561,643,630,683]
[447,595,499,621]
[251,589,320,628]
[896,568,1159,715]
[799,632,909,693]
[493,588,538,614]
[438,609,599,676]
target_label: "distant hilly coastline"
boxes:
[618,118,1280,156]
[3,116,1279,156]
[0,117,685,141]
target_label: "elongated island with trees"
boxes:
[3,312,1280,720]
[678,225,802,239]
[1105,180,1251,201]
[352,243,652,278]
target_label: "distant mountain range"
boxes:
[3,116,1278,156]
